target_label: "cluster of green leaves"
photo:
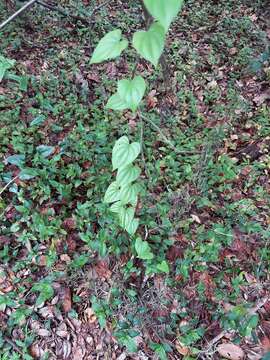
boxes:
[104,136,141,235]
[0,55,28,91]
[90,0,184,113]
[90,0,184,244]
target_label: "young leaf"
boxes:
[116,164,141,185]
[117,76,146,112]
[112,136,140,170]
[90,29,128,64]
[135,237,154,260]
[132,22,165,67]
[143,0,184,32]
[104,181,121,203]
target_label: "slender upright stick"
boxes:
[0,0,38,31]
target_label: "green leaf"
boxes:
[119,183,140,205]
[110,201,123,213]
[135,237,154,260]
[36,145,55,158]
[19,168,38,180]
[18,75,29,91]
[157,260,169,273]
[90,29,128,64]
[104,181,121,203]
[123,335,138,353]
[118,206,135,229]
[125,218,139,235]
[116,164,141,185]
[117,76,146,112]
[106,93,128,111]
[112,136,140,171]
[143,0,184,32]
[6,154,25,167]
[132,22,165,67]
[30,114,46,127]
[0,55,15,82]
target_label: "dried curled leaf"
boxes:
[217,343,245,360]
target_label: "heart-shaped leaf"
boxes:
[118,206,135,229]
[116,164,141,185]
[112,136,140,170]
[135,237,154,260]
[117,76,146,112]
[106,93,129,111]
[125,218,139,236]
[119,183,140,205]
[132,22,165,67]
[110,201,123,213]
[143,0,184,32]
[90,29,128,64]
[104,181,121,203]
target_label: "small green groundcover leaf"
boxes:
[5,154,25,167]
[30,114,46,127]
[135,237,154,260]
[143,0,184,32]
[36,145,55,158]
[132,22,165,67]
[157,260,169,273]
[106,76,146,112]
[90,29,128,64]
[112,136,140,170]
[0,55,16,82]
[19,168,38,180]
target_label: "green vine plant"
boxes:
[90,0,184,262]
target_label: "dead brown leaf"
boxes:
[175,340,190,356]
[84,307,97,324]
[60,287,72,313]
[94,260,112,280]
[217,343,245,360]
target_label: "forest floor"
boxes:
[0,0,270,359]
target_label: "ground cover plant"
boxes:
[0,0,270,359]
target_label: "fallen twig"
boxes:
[0,175,19,197]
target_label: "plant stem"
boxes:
[139,115,150,179]
[139,113,199,154]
